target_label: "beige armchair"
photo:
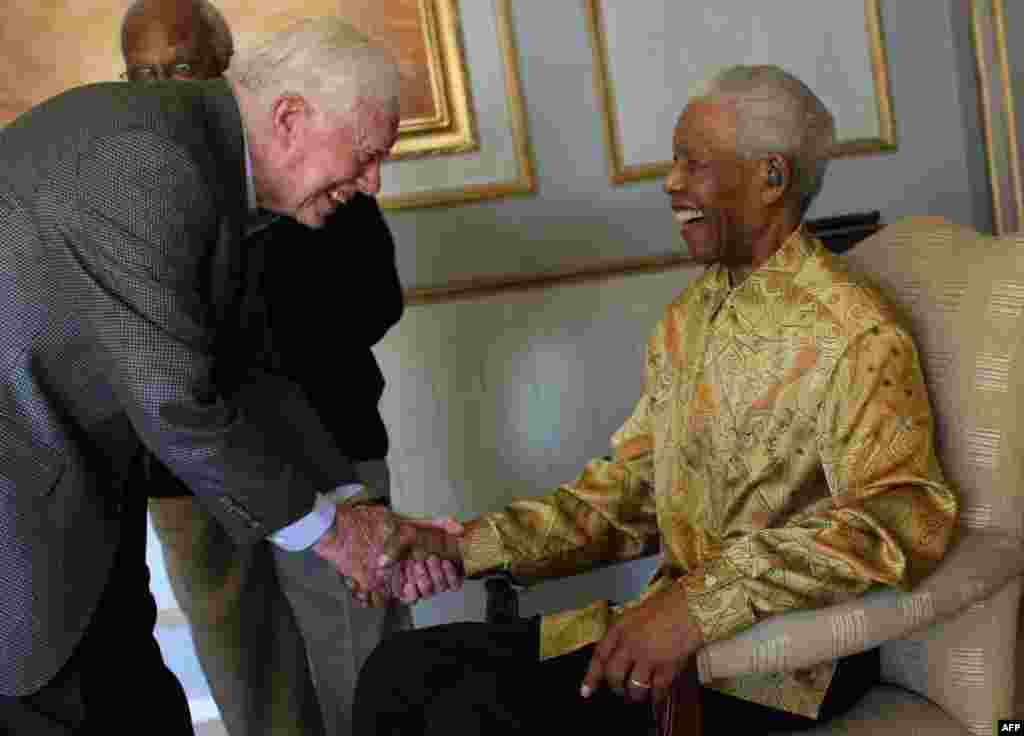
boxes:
[695,216,1024,734]
[487,217,1024,734]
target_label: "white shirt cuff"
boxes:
[268,484,365,551]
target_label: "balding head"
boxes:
[120,0,233,81]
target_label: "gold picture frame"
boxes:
[969,0,1024,235]
[0,0,476,161]
[378,0,535,210]
[333,0,478,161]
[583,0,897,185]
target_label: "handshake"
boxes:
[311,503,466,607]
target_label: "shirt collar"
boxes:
[242,124,257,216]
[700,225,818,321]
[755,224,817,277]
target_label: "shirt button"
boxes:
[705,574,717,586]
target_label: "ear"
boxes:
[759,155,790,206]
[269,94,310,150]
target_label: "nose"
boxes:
[663,161,685,195]
[357,160,382,196]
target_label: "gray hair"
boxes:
[695,65,836,217]
[121,0,235,71]
[226,17,399,120]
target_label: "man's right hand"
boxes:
[311,504,463,604]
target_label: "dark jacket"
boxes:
[235,194,403,464]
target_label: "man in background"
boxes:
[119,2,451,735]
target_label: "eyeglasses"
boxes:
[120,62,199,82]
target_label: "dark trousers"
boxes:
[353,617,880,735]
[0,485,194,735]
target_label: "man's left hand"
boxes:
[580,583,704,705]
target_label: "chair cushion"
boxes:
[880,577,1021,736]
[768,684,969,735]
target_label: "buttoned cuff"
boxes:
[683,556,756,645]
[269,483,365,551]
[458,517,506,577]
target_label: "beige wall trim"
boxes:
[970,0,1024,234]
[583,0,624,185]
[972,0,1002,232]
[404,218,880,306]
[405,251,697,305]
[992,0,1024,229]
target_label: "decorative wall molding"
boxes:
[584,0,897,185]
[379,0,536,209]
[969,0,1024,235]
[405,213,882,305]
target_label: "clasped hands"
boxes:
[312,503,465,607]
[311,504,704,704]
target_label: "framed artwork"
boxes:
[376,0,535,210]
[583,0,897,185]
[0,0,476,160]
[0,0,532,209]
[218,0,478,161]
[969,0,1024,235]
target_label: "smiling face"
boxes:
[663,100,765,267]
[256,97,398,229]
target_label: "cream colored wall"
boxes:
[375,0,994,627]
[377,269,686,625]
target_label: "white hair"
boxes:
[227,17,399,120]
[121,0,235,71]
[694,65,836,217]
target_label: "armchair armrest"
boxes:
[696,530,1024,684]
[484,571,521,624]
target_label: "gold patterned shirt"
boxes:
[459,228,957,718]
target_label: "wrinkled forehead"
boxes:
[333,96,400,148]
[673,99,738,153]
[123,4,207,60]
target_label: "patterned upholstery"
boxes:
[697,217,1024,734]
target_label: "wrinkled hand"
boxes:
[350,554,465,608]
[351,516,466,607]
[376,514,463,568]
[580,583,703,705]
[393,553,464,602]
[312,505,463,606]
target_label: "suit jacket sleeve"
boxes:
[71,129,349,544]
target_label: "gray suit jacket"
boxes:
[0,79,355,696]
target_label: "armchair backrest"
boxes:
[841,216,1024,538]
[841,216,1024,734]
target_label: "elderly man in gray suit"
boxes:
[0,17,458,734]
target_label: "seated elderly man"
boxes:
[353,65,958,734]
